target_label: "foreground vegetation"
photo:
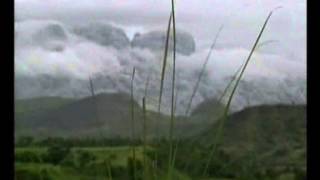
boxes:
[15,145,190,180]
[15,104,306,180]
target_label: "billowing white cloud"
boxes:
[15,0,306,62]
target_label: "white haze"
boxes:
[14,0,306,114]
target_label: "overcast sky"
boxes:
[15,0,306,62]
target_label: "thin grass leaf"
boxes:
[142,75,150,177]
[88,76,95,97]
[171,139,179,169]
[158,13,173,113]
[185,25,224,116]
[181,61,243,172]
[130,67,136,180]
[88,76,104,138]
[106,160,113,180]
[169,71,181,172]
[173,71,180,115]
[180,29,276,173]
[170,25,232,171]
[216,38,279,104]
[155,13,172,174]
[167,0,176,179]
[142,97,147,180]
[202,8,278,177]
[144,75,151,98]
[217,63,244,103]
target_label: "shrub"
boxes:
[60,152,76,167]
[76,150,96,168]
[44,144,70,165]
[15,167,53,180]
[127,157,143,180]
[15,151,42,163]
[15,168,41,180]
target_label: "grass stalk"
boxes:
[88,76,104,138]
[217,39,278,103]
[142,97,147,179]
[170,71,180,170]
[183,36,278,171]
[181,25,224,172]
[144,75,151,98]
[171,139,179,169]
[106,160,113,180]
[182,59,243,171]
[88,76,95,97]
[158,12,173,113]
[185,25,224,116]
[217,63,244,103]
[155,12,172,174]
[130,67,136,180]
[143,75,150,179]
[167,0,176,179]
[202,9,278,177]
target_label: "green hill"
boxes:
[199,105,306,154]
[175,104,306,179]
[190,98,225,123]
[15,93,143,137]
[15,96,75,114]
[15,93,226,139]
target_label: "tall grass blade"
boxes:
[142,75,150,180]
[155,12,172,174]
[144,75,151,98]
[88,76,95,97]
[106,160,113,180]
[217,39,278,103]
[130,67,136,180]
[178,37,277,180]
[171,139,179,169]
[178,21,279,174]
[181,61,243,172]
[170,72,180,171]
[158,13,173,112]
[217,63,243,103]
[202,9,278,177]
[173,76,179,118]
[167,0,176,179]
[142,97,147,180]
[88,76,104,138]
[185,25,224,116]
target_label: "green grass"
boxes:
[16,146,145,166]
[75,147,145,166]
[15,146,193,180]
